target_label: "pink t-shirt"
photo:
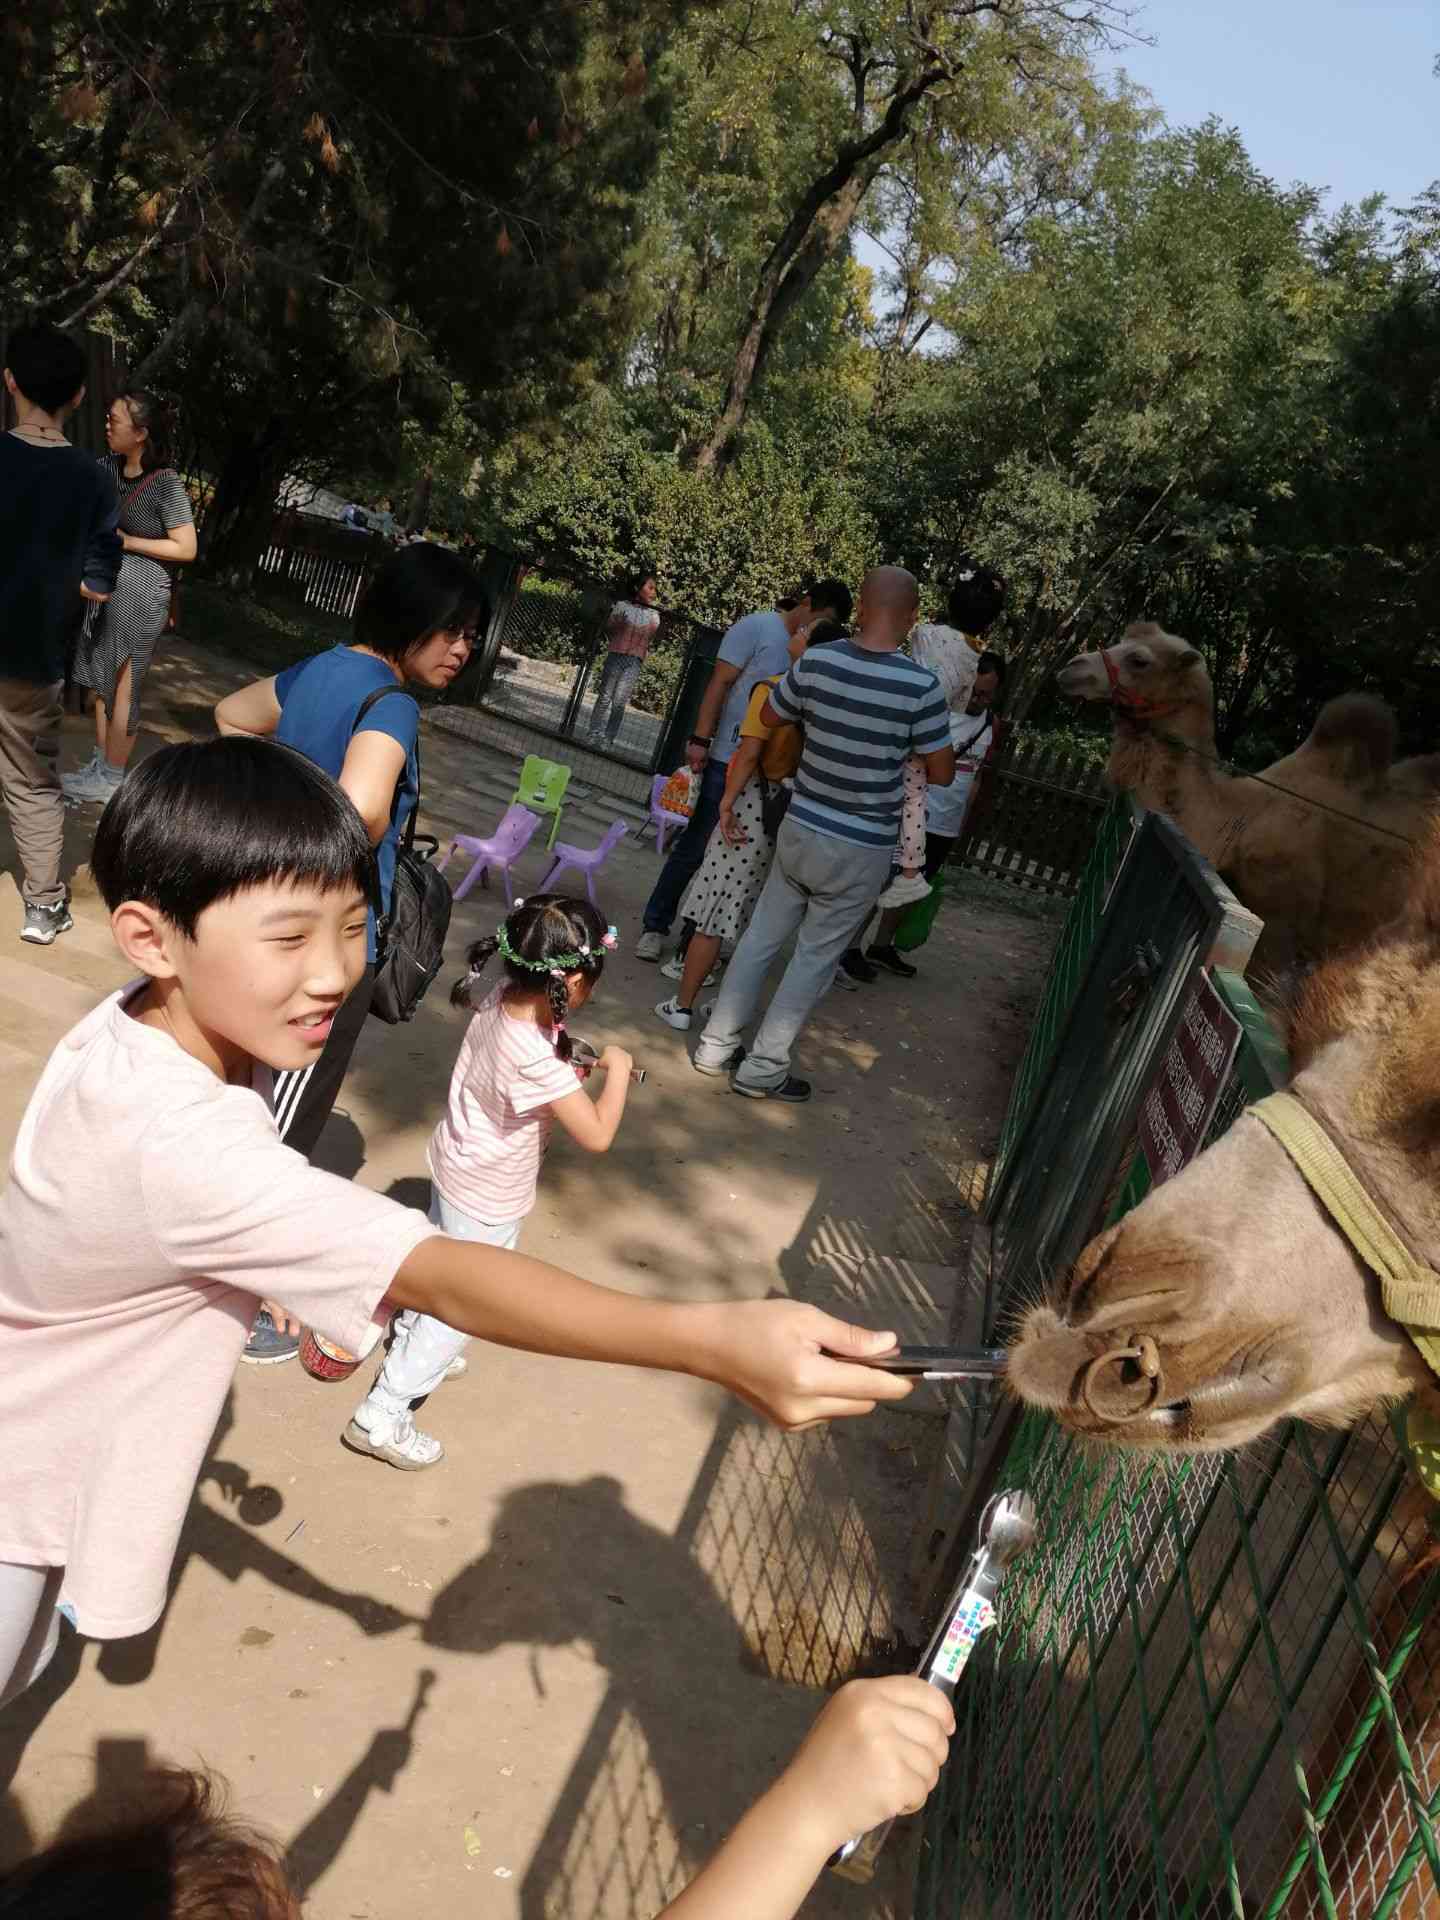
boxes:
[0,984,438,1638]
[427,988,581,1224]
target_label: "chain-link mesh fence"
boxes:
[919,837,1440,1919]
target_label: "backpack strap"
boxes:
[352,683,422,856]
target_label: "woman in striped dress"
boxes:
[63,391,196,805]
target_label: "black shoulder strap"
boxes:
[352,683,422,852]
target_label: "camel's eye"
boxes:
[1126,651,1151,671]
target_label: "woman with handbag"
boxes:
[652,618,843,1033]
[63,391,196,805]
[214,544,486,1361]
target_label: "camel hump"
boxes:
[1299,693,1397,782]
[1390,753,1440,800]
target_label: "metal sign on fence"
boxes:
[1135,969,1243,1187]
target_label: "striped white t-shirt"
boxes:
[769,640,950,848]
[427,988,581,1223]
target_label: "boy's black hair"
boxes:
[0,1765,299,1918]
[451,893,608,1063]
[946,559,1006,636]
[91,738,376,939]
[353,543,489,668]
[4,324,87,416]
[804,616,847,648]
[805,578,854,627]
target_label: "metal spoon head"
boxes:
[977,1489,1038,1572]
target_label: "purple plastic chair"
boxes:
[647,773,691,858]
[537,820,629,907]
[438,804,542,904]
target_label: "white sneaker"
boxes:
[655,997,693,1031]
[661,952,720,986]
[635,931,664,962]
[342,1411,444,1470]
[876,871,932,910]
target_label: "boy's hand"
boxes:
[774,1679,954,1856]
[688,1302,913,1429]
[598,1045,634,1078]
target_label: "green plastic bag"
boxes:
[894,869,946,951]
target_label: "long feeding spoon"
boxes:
[829,1488,1039,1884]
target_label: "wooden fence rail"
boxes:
[255,513,380,619]
[955,735,1108,896]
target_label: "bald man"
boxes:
[691,566,955,1102]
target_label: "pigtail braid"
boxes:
[450,935,499,1009]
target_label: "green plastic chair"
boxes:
[510,754,572,851]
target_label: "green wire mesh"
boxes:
[919,974,1440,1919]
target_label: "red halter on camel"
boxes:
[1098,645,1182,723]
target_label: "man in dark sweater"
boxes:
[1,325,122,944]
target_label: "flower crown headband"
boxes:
[497,905,619,978]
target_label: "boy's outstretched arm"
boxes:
[385,1241,912,1430]
[658,1678,954,1919]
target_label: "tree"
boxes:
[4,0,684,563]
[683,0,1141,470]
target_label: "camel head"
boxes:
[1056,622,1212,721]
[1008,827,1440,1453]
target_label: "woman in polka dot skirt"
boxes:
[654,617,845,1032]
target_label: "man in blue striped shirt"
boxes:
[693,567,955,1101]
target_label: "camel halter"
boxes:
[1250,1091,1440,1381]
[1097,646,1184,723]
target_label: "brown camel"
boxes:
[1056,624,1440,976]
[1007,818,1440,1453]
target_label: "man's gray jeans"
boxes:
[694,818,893,1091]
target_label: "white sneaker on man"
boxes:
[636,931,664,962]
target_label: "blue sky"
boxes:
[1105,0,1436,215]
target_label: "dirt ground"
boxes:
[0,634,1057,1919]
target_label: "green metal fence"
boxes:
[919,973,1440,1915]
[990,796,1138,1190]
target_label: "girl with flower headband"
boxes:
[346,895,630,1470]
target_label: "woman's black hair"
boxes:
[353,544,489,669]
[629,568,658,600]
[90,737,376,938]
[450,893,608,1062]
[113,388,176,473]
[945,559,1006,636]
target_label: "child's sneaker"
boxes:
[241,1307,301,1364]
[655,997,694,1031]
[868,944,919,980]
[342,1411,444,1471]
[876,870,931,910]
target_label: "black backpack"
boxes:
[352,685,452,1024]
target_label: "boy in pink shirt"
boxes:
[0,737,910,1705]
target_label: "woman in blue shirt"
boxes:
[215,543,485,1358]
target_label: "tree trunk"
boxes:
[691,63,945,472]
